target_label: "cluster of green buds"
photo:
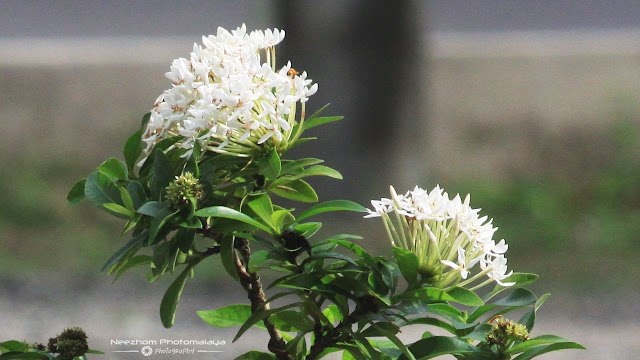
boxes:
[165,172,203,209]
[47,327,89,360]
[486,317,530,348]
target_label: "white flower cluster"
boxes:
[366,185,515,289]
[142,24,318,158]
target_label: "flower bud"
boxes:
[165,172,204,209]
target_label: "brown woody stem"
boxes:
[233,237,292,360]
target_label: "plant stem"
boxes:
[234,237,292,360]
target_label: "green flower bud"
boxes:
[165,172,203,208]
[54,327,89,360]
[486,317,529,347]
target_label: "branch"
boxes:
[234,237,292,360]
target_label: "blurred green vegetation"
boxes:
[1,115,639,292]
[448,115,640,291]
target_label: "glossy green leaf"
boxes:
[259,149,281,179]
[393,247,419,288]
[127,181,147,209]
[280,158,324,175]
[486,273,539,301]
[233,303,300,342]
[393,287,454,303]
[103,203,135,218]
[120,187,135,212]
[519,309,536,332]
[303,116,343,131]
[0,353,49,359]
[234,351,276,360]
[509,335,578,354]
[148,209,178,245]
[269,310,314,332]
[85,171,124,211]
[160,264,195,328]
[492,288,537,307]
[114,255,152,281]
[287,165,342,180]
[150,149,174,199]
[175,228,196,253]
[101,232,145,272]
[446,287,484,306]
[137,201,171,217]
[329,239,371,260]
[512,342,585,360]
[399,336,477,360]
[247,195,274,228]
[198,304,252,328]
[195,206,272,233]
[221,236,239,281]
[295,200,367,223]
[535,293,551,311]
[270,179,318,203]
[408,318,457,335]
[0,341,28,353]
[98,157,128,180]
[67,178,86,204]
[123,128,143,173]
[466,304,499,323]
[271,209,294,230]
[301,252,359,267]
[460,323,492,341]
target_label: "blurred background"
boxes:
[1,1,639,358]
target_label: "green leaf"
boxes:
[0,341,28,353]
[259,149,281,179]
[295,200,367,223]
[120,187,135,212]
[322,304,344,325]
[270,179,318,203]
[195,206,273,233]
[160,264,194,328]
[393,287,455,303]
[137,201,171,217]
[329,239,372,260]
[149,209,179,245]
[233,303,300,342]
[85,171,125,212]
[301,252,359,267]
[220,236,239,281]
[287,165,343,180]
[269,310,314,332]
[114,255,152,281]
[272,209,294,230]
[198,304,253,328]
[508,335,579,354]
[98,157,128,180]
[175,228,196,253]
[67,178,86,204]
[303,116,343,131]
[103,203,135,218]
[466,304,499,323]
[408,318,457,335]
[0,353,49,359]
[101,233,145,272]
[393,247,419,288]
[150,149,175,199]
[446,287,484,306]
[512,342,585,360]
[519,309,536,332]
[535,293,551,311]
[280,158,324,175]
[123,128,143,173]
[399,336,477,360]
[486,273,539,301]
[247,195,274,228]
[127,181,147,209]
[492,288,537,307]
[234,351,276,360]
[461,323,492,341]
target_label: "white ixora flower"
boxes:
[366,185,515,290]
[141,24,318,159]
